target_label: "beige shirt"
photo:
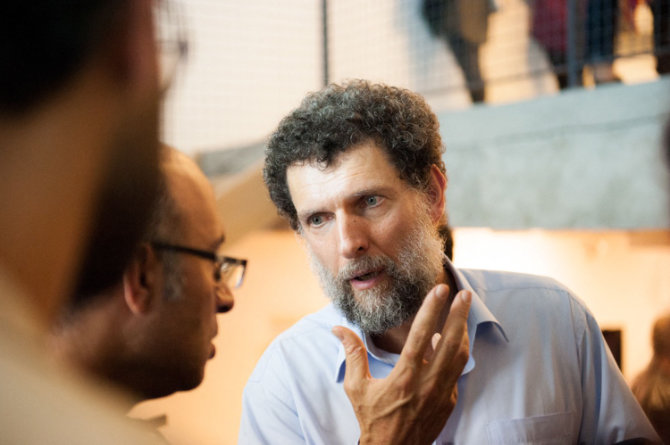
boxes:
[0,269,163,444]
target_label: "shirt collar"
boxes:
[447,259,508,374]
[334,259,508,382]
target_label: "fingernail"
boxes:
[461,290,472,304]
[435,284,449,300]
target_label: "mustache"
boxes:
[337,255,396,281]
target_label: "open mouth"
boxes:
[350,268,383,282]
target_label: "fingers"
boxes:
[432,290,471,372]
[332,326,372,384]
[422,332,442,363]
[431,332,442,351]
[397,284,451,368]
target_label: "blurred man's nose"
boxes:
[216,285,234,313]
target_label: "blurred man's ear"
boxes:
[426,164,447,224]
[123,244,159,315]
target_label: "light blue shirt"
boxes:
[239,263,659,444]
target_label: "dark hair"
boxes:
[438,224,454,260]
[264,79,446,231]
[0,1,127,114]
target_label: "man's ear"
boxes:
[123,244,159,315]
[426,164,447,223]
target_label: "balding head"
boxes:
[146,148,220,246]
[53,147,234,401]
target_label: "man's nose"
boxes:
[337,214,369,259]
[215,284,234,313]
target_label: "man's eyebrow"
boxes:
[297,209,321,221]
[296,186,396,220]
[351,187,385,197]
[351,186,396,199]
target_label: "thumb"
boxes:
[332,326,371,384]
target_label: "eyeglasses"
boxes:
[151,241,248,289]
[154,0,189,90]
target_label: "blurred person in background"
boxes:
[0,0,170,442]
[632,313,670,443]
[532,0,620,88]
[421,0,494,103]
[648,0,670,75]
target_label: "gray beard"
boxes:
[309,210,445,335]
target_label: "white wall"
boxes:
[441,77,670,229]
[162,0,322,154]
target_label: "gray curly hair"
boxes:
[263,79,446,231]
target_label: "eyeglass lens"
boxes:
[220,261,245,289]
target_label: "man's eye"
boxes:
[365,196,379,206]
[308,214,325,226]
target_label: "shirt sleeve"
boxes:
[238,346,305,444]
[571,296,660,444]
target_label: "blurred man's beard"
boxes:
[70,94,162,309]
[309,200,445,334]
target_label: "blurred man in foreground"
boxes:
[240,80,658,443]
[51,149,240,407]
[0,1,167,442]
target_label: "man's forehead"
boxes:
[291,142,396,174]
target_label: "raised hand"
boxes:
[332,285,471,445]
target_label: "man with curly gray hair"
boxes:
[240,80,657,444]
[264,80,447,233]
